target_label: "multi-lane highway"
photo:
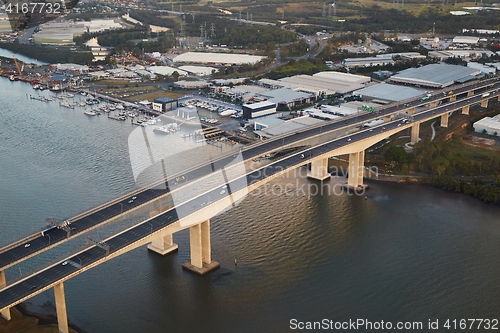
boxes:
[1,77,499,302]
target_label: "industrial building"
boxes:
[173,80,210,89]
[242,101,276,120]
[473,115,500,135]
[259,71,370,97]
[178,65,217,76]
[354,83,424,103]
[452,36,479,44]
[342,56,394,69]
[153,97,178,113]
[173,52,264,65]
[148,66,188,77]
[388,64,480,88]
[253,116,323,139]
[257,88,314,109]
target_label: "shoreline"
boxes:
[0,304,86,333]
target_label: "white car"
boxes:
[220,190,226,195]
[62,261,68,266]
[24,243,30,248]
[132,196,137,200]
[221,185,227,189]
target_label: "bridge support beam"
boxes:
[449,95,456,102]
[429,101,437,108]
[467,90,474,97]
[498,95,500,102]
[383,115,392,122]
[346,150,367,190]
[407,107,415,115]
[54,282,69,333]
[307,158,330,181]
[461,105,470,115]
[481,99,488,108]
[148,234,178,255]
[182,220,219,275]
[410,123,420,144]
[0,270,10,321]
[440,113,449,128]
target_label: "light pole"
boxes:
[119,202,123,214]
[46,233,51,245]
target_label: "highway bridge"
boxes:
[1,77,499,332]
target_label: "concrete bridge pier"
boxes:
[54,282,69,333]
[0,270,10,320]
[467,90,474,97]
[498,95,500,102]
[182,220,220,275]
[346,150,367,190]
[462,105,470,115]
[307,158,330,181]
[383,115,392,122]
[148,234,178,255]
[450,95,456,102]
[481,99,488,108]
[440,113,449,128]
[429,101,438,108]
[410,123,420,144]
[407,107,415,115]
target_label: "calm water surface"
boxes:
[1,78,500,333]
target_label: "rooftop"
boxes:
[388,64,480,88]
[354,83,424,102]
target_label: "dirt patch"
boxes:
[470,136,497,147]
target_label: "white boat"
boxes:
[153,125,171,134]
[220,109,237,117]
[84,110,98,116]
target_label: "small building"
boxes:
[473,115,500,135]
[173,80,210,89]
[242,101,276,120]
[153,97,178,113]
[371,70,393,80]
[257,88,314,109]
[253,117,285,131]
[342,56,394,69]
[452,36,479,44]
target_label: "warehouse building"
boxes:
[388,64,480,88]
[257,88,314,109]
[242,101,276,120]
[173,52,264,65]
[354,83,424,102]
[473,115,500,135]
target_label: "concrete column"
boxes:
[54,282,69,333]
[148,234,178,255]
[307,158,330,181]
[481,99,488,108]
[440,113,449,128]
[450,95,456,102]
[429,101,437,108]
[467,90,474,97]
[383,114,392,122]
[347,150,365,189]
[498,95,500,102]
[461,105,470,115]
[182,220,219,275]
[407,107,415,115]
[410,122,420,144]
[0,270,10,321]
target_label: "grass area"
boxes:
[94,79,134,86]
[125,90,186,101]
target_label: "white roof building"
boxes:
[453,36,479,44]
[173,52,264,65]
[473,115,500,135]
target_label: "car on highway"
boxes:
[128,200,134,204]
[347,138,352,142]
[132,196,137,200]
[29,285,36,291]
[220,190,226,195]
[24,243,30,248]
[62,261,68,266]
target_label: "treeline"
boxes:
[264,58,327,80]
[214,25,297,49]
[0,42,93,64]
[423,176,500,205]
[383,137,500,205]
[280,40,310,58]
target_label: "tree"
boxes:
[171,71,180,81]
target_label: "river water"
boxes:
[1,77,500,333]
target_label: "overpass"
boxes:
[1,77,500,332]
